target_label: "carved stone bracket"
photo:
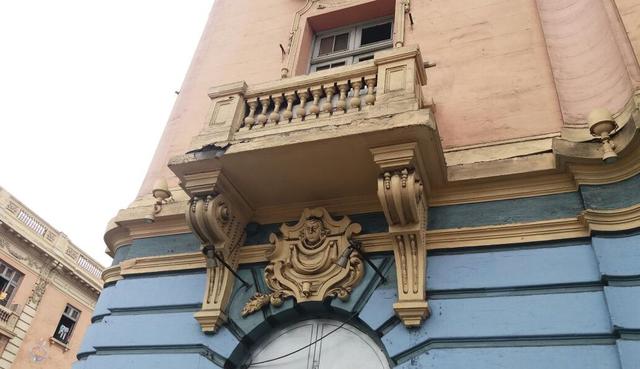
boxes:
[183,170,251,333]
[371,142,430,327]
[242,208,363,316]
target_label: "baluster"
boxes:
[335,80,349,115]
[350,78,363,110]
[309,86,323,117]
[365,75,377,106]
[282,92,296,122]
[243,99,258,128]
[256,96,270,126]
[322,84,336,115]
[296,90,309,120]
[269,95,283,124]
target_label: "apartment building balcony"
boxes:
[0,304,19,339]
[170,45,445,221]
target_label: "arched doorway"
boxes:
[247,319,391,369]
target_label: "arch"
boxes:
[243,318,391,369]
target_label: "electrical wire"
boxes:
[245,312,359,367]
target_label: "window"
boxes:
[0,260,22,306]
[310,17,393,72]
[53,305,80,344]
[249,319,390,369]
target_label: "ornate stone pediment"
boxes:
[242,208,363,316]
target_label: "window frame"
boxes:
[0,259,23,306]
[52,304,81,344]
[309,16,394,73]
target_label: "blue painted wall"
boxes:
[82,229,640,368]
[85,174,640,368]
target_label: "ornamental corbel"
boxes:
[183,170,251,333]
[371,142,430,327]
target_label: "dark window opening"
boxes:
[0,260,22,306]
[360,22,392,46]
[53,305,80,344]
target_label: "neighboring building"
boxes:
[0,187,103,369]
[79,0,640,368]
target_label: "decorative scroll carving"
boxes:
[184,171,250,333]
[242,208,363,316]
[27,262,59,308]
[371,143,430,327]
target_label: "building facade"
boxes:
[0,187,103,369]
[79,0,640,368]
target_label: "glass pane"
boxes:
[330,61,346,68]
[333,33,349,52]
[0,265,5,275]
[318,36,334,56]
[360,22,392,46]
[315,64,331,71]
[4,270,13,280]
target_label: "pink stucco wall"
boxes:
[138,0,639,197]
[0,241,95,369]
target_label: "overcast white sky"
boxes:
[0,1,215,266]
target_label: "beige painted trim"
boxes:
[581,203,640,232]
[103,204,640,281]
[102,265,123,284]
[570,149,640,185]
[425,218,589,249]
[120,252,204,276]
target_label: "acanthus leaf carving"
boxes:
[242,208,364,316]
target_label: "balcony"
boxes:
[0,304,19,338]
[170,45,445,222]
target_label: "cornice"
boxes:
[103,203,640,280]
[425,218,589,249]
[102,265,123,285]
[580,203,640,232]
[0,232,100,308]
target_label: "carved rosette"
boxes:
[372,143,430,327]
[242,208,363,316]
[184,172,250,333]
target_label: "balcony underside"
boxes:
[170,108,443,221]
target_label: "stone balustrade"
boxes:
[240,67,378,131]
[0,188,104,288]
[189,44,427,149]
[0,304,19,332]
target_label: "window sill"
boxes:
[48,337,70,352]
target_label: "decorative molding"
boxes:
[182,170,251,333]
[580,203,640,232]
[0,235,43,272]
[393,0,410,48]
[101,265,123,285]
[27,262,59,308]
[426,218,589,250]
[241,208,364,316]
[98,205,640,282]
[371,142,430,327]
